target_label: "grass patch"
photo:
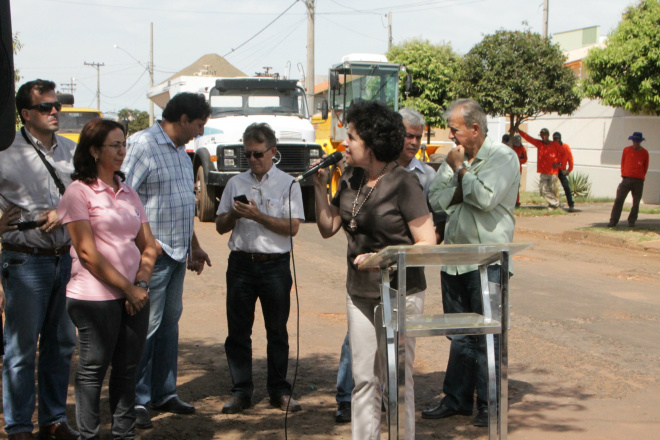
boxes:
[519,191,614,206]
[580,226,660,243]
[515,206,569,217]
[623,206,660,214]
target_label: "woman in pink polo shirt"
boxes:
[57,119,158,440]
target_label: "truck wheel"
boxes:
[195,167,217,222]
[328,162,345,198]
[302,186,316,222]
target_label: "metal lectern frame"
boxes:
[360,243,533,440]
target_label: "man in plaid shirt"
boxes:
[123,92,212,429]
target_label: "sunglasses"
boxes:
[27,101,62,113]
[243,148,272,159]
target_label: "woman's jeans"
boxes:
[67,298,149,440]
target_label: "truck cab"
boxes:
[190,78,323,221]
[314,54,406,195]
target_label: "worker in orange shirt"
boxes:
[511,134,527,207]
[608,132,650,227]
[553,132,575,212]
[518,128,562,209]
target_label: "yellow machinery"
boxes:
[56,94,102,143]
[314,54,406,195]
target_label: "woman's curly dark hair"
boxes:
[345,100,405,162]
[72,118,126,184]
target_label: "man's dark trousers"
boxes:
[225,252,293,400]
[440,265,500,413]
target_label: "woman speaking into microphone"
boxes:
[313,100,435,440]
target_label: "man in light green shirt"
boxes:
[422,99,519,427]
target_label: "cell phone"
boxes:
[10,221,39,231]
[233,194,249,204]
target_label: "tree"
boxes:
[13,33,23,128]
[454,29,581,136]
[118,108,149,135]
[583,0,660,114]
[387,39,460,128]
[12,33,22,85]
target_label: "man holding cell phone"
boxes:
[0,79,80,440]
[215,122,305,415]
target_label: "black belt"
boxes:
[1,243,71,256]
[232,250,289,263]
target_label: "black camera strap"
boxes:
[20,127,66,196]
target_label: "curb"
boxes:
[517,227,660,254]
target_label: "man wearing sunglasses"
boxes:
[122,92,212,429]
[215,123,305,415]
[0,79,79,440]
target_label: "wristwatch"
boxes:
[134,280,149,290]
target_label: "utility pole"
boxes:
[149,22,154,126]
[388,12,393,50]
[305,0,315,116]
[84,61,104,110]
[61,77,76,95]
[543,0,549,39]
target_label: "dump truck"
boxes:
[55,93,102,143]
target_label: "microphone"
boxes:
[295,151,343,182]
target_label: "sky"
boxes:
[10,0,637,118]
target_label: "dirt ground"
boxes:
[2,205,660,439]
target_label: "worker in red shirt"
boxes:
[518,128,562,209]
[511,134,527,207]
[608,132,650,227]
[553,132,575,212]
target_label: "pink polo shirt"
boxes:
[58,177,148,301]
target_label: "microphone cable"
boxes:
[284,179,300,440]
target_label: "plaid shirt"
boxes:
[123,122,195,263]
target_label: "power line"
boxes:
[223,0,299,58]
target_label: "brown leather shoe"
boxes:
[270,395,302,412]
[8,432,35,440]
[38,422,80,440]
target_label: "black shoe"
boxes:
[270,395,302,412]
[473,408,489,427]
[135,405,153,429]
[222,396,251,414]
[37,422,80,440]
[152,396,195,414]
[628,222,635,227]
[607,222,617,227]
[421,404,472,420]
[335,401,351,423]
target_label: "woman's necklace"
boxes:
[348,162,390,232]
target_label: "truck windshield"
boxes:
[331,64,400,112]
[58,111,102,133]
[209,87,309,118]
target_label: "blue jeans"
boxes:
[225,252,292,400]
[336,332,354,404]
[1,251,76,435]
[68,298,149,440]
[440,266,500,413]
[135,253,186,407]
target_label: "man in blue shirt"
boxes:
[123,92,212,429]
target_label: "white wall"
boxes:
[519,99,659,204]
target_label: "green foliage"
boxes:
[583,0,660,114]
[455,29,581,134]
[567,171,591,197]
[118,108,149,135]
[387,39,460,128]
[13,33,23,128]
[12,33,22,85]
